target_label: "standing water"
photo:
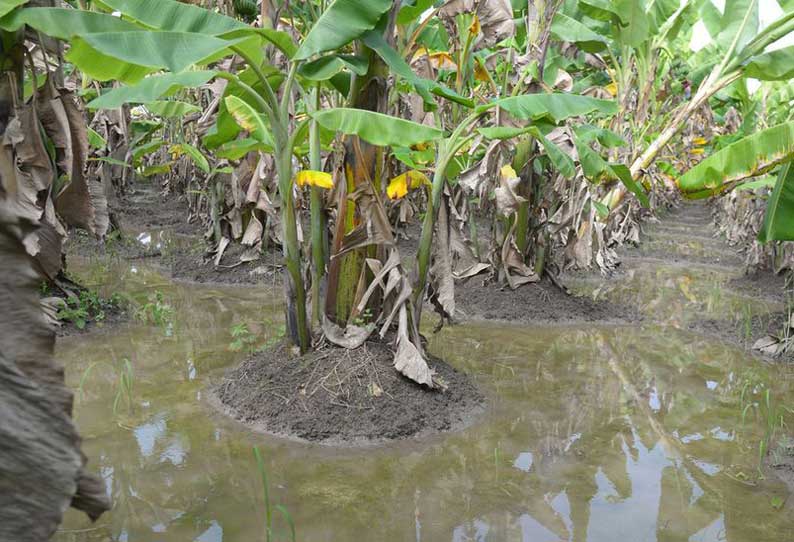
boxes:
[55,247,793,541]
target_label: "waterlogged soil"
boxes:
[456,277,634,324]
[69,182,280,285]
[54,242,794,541]
[565,201,793,362]
[216,340,484,444]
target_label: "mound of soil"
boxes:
[166,242,282,285]
[214,339,485,444]
[729,269,791,301]
[455,277,633,324]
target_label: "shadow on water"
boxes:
[55,257,794,541]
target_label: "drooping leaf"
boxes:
[96,1,297,57]
[145,100,201,118]
[386,170,430,199]
[550,12,609,52]
[87,127,106,149]
[224,95,274,147]
[527,127,576,179]
[362,30,475,107]
[130,139,165,162]
[311,108,444,147]
[678,122,794,197]
[214,138,269,160]
[95,0,245,35]
[170,143,209,173]
[0,0,25,18]
[476,126,535,140]
[74,31,242,74]
[397,0,435,25]
[759,163,794,242]
[479,93,617,122]
[294,0,393,60]
[610,163,650,207]
[298,54,369,81]
[295,170,334,189]
[0,7,141,38]
[745,46,794,81]
[87,71,217,109]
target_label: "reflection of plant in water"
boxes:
[56,288,121,330]
[229,322,259,354]
[254,447,295,542]
[229,321,286,354]
[78,357,135,415]
[737,374,793,475]
[135,291,174,334]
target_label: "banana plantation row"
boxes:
[2,0,794,539]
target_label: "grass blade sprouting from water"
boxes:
[253,446,273,541]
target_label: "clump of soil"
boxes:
[455,277,634,324]
[767,437,794,497]
[729,269,791,302]
[214,339,485,444]
[166,242,282,285]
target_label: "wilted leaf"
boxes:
[295,170,333,189]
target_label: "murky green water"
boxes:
[54,254,794,541]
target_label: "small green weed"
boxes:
[229,322,259,354]
[78,357,135,415]
[253,447,295,542]
[56,289,117,330]
[135,290,174,333]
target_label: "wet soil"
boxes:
[455,277,634,324]
[214,339,485,445]
[68,182,280,285]
[617,201,794,362]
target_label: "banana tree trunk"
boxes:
[324,36,391,326]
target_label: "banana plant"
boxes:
[1,0,464,385]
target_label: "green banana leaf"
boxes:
[203,65,285,149]
[75,31,242,74]
[759,162,794,242]
[294,0,393,60]
[479,94,617,122]
[96,0,294,60]
[678,122,794,198]
[550,13,609,52]
[298,54,369,81]
[170,143,210,173]
[311,108,443,147]
[145,100,201,118]
[0,0,25,18]
[87,71,217,109]
[0,7,140,38]
[224,96,276,148]
[745,46,794,80]
[215,138,271,160]
[361,30,474,108]
[528,127,577,179]
[95,0,244,35]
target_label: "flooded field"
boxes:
[54,254,794,541]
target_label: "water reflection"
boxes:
[53,259,793,541]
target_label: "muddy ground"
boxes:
[215,339,485,444]
[63,181,794,446]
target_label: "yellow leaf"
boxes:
[294,170,333,189]
[411,47,430,63]
[387,170,430,199]
[690,148,705,155]
[428,51,457,70]
[605,82,618,96]
[500,164,517,179]
[692,136,708,146]
[474,58,490,82]
[469,14,481,35]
